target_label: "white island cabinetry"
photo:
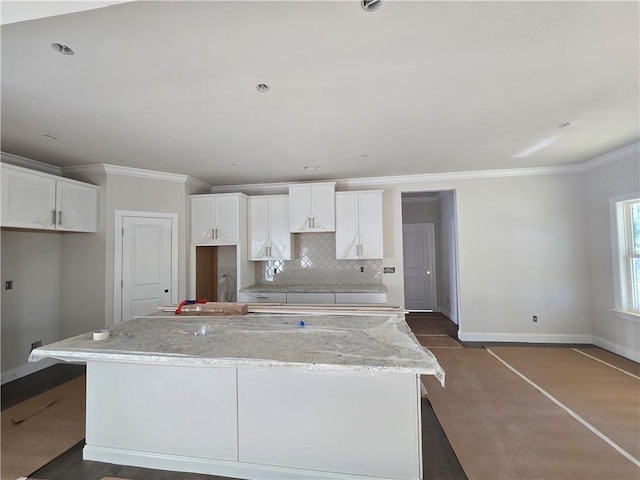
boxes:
[289,182,335,232]
[31,314,442,480]
[248,195,292,260]
[335,190,383,259]
[1,163,98,232]
[191,193,244,245]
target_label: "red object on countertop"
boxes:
[175,299,207,314]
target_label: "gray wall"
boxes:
[585,151,640,361]
[1,230,62,373]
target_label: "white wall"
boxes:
[585,151,640,361]
[103,174,190,327]
[379,172,592,343]
[1,230,61,375]
[437,191,458,322]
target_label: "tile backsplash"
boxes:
[255,233,383,285]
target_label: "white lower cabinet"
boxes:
[238,291,287,303]
[335,293,387,304]
[237,368,421,479]
[286,292,336,303]
[86,362,237,461]
[239,291,386,304]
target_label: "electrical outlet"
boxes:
[360,266,365,272]
[532,315,538,323]
[5,280,13,290]
[31,340,42,351]
[383,267,395,274]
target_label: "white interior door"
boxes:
[121,216,173,321]
[403,223,436,311]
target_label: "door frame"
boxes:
[114,210,179,324]
[402,222,437,312]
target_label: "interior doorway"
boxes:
[403,223,436,310]
[401,191,460,325]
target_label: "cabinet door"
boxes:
[1,165,56,229]
[56,180,98,232]
[335,193,360,259]
[357,191,383,259]
[288,185,313,232]
[215,196,240,243]
[310,183,335,231]
[289,183,335,232]
[248,197,269,260]
[268,195,292,260]
[335,191,383,260]
[191,196,215,243]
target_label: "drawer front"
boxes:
[286,292,336,304]
[238,292,287,303]
[335,293,387,304]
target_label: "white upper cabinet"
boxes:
[191,193,244,244]
[1,163,98,232]
[335,190,384,259]
[55,179,99,232]
[288,182,335,233]
[248,195,292,261]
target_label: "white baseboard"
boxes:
[592,336,640,363]
[83,445,392,480]
[1,358,61,385]
[458,332,593,344]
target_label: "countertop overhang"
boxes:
[29,313,444,383]
[240,284,388,294]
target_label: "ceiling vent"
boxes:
[361,0,382,12]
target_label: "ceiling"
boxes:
[1,1,638,187]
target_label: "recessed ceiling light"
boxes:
[360,154,369,158]
[361,0,382,12]
[230,163,238,167]
[42,134,57,140]
[51,43,74,55]
[256,84,269,93]
[304,166,321,172]
[558,122,571,128]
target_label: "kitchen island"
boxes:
[30,313,444,480]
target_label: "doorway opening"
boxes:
[401,191,460,325]
[194,245,237,302]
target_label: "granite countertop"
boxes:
[29,314,443,383]
[240,284,388,294]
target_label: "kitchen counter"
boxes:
[240,283,388,294]
[29,313,441,378]
[30,313,443,480]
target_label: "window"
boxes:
[612,194,640,316]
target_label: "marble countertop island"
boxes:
[240,284,388,293]
[29,314,444,383]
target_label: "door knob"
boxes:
[164,289,169,293]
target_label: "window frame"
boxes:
[610,192,640,321]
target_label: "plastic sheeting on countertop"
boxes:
[29,314,445,385]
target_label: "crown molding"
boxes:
[0,152,62,176]
[61,163,211,189]
[4,141,637,193]
[576,142,639,173]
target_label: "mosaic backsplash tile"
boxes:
[255,233,383,285]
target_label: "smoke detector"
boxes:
[361,0,382,12]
